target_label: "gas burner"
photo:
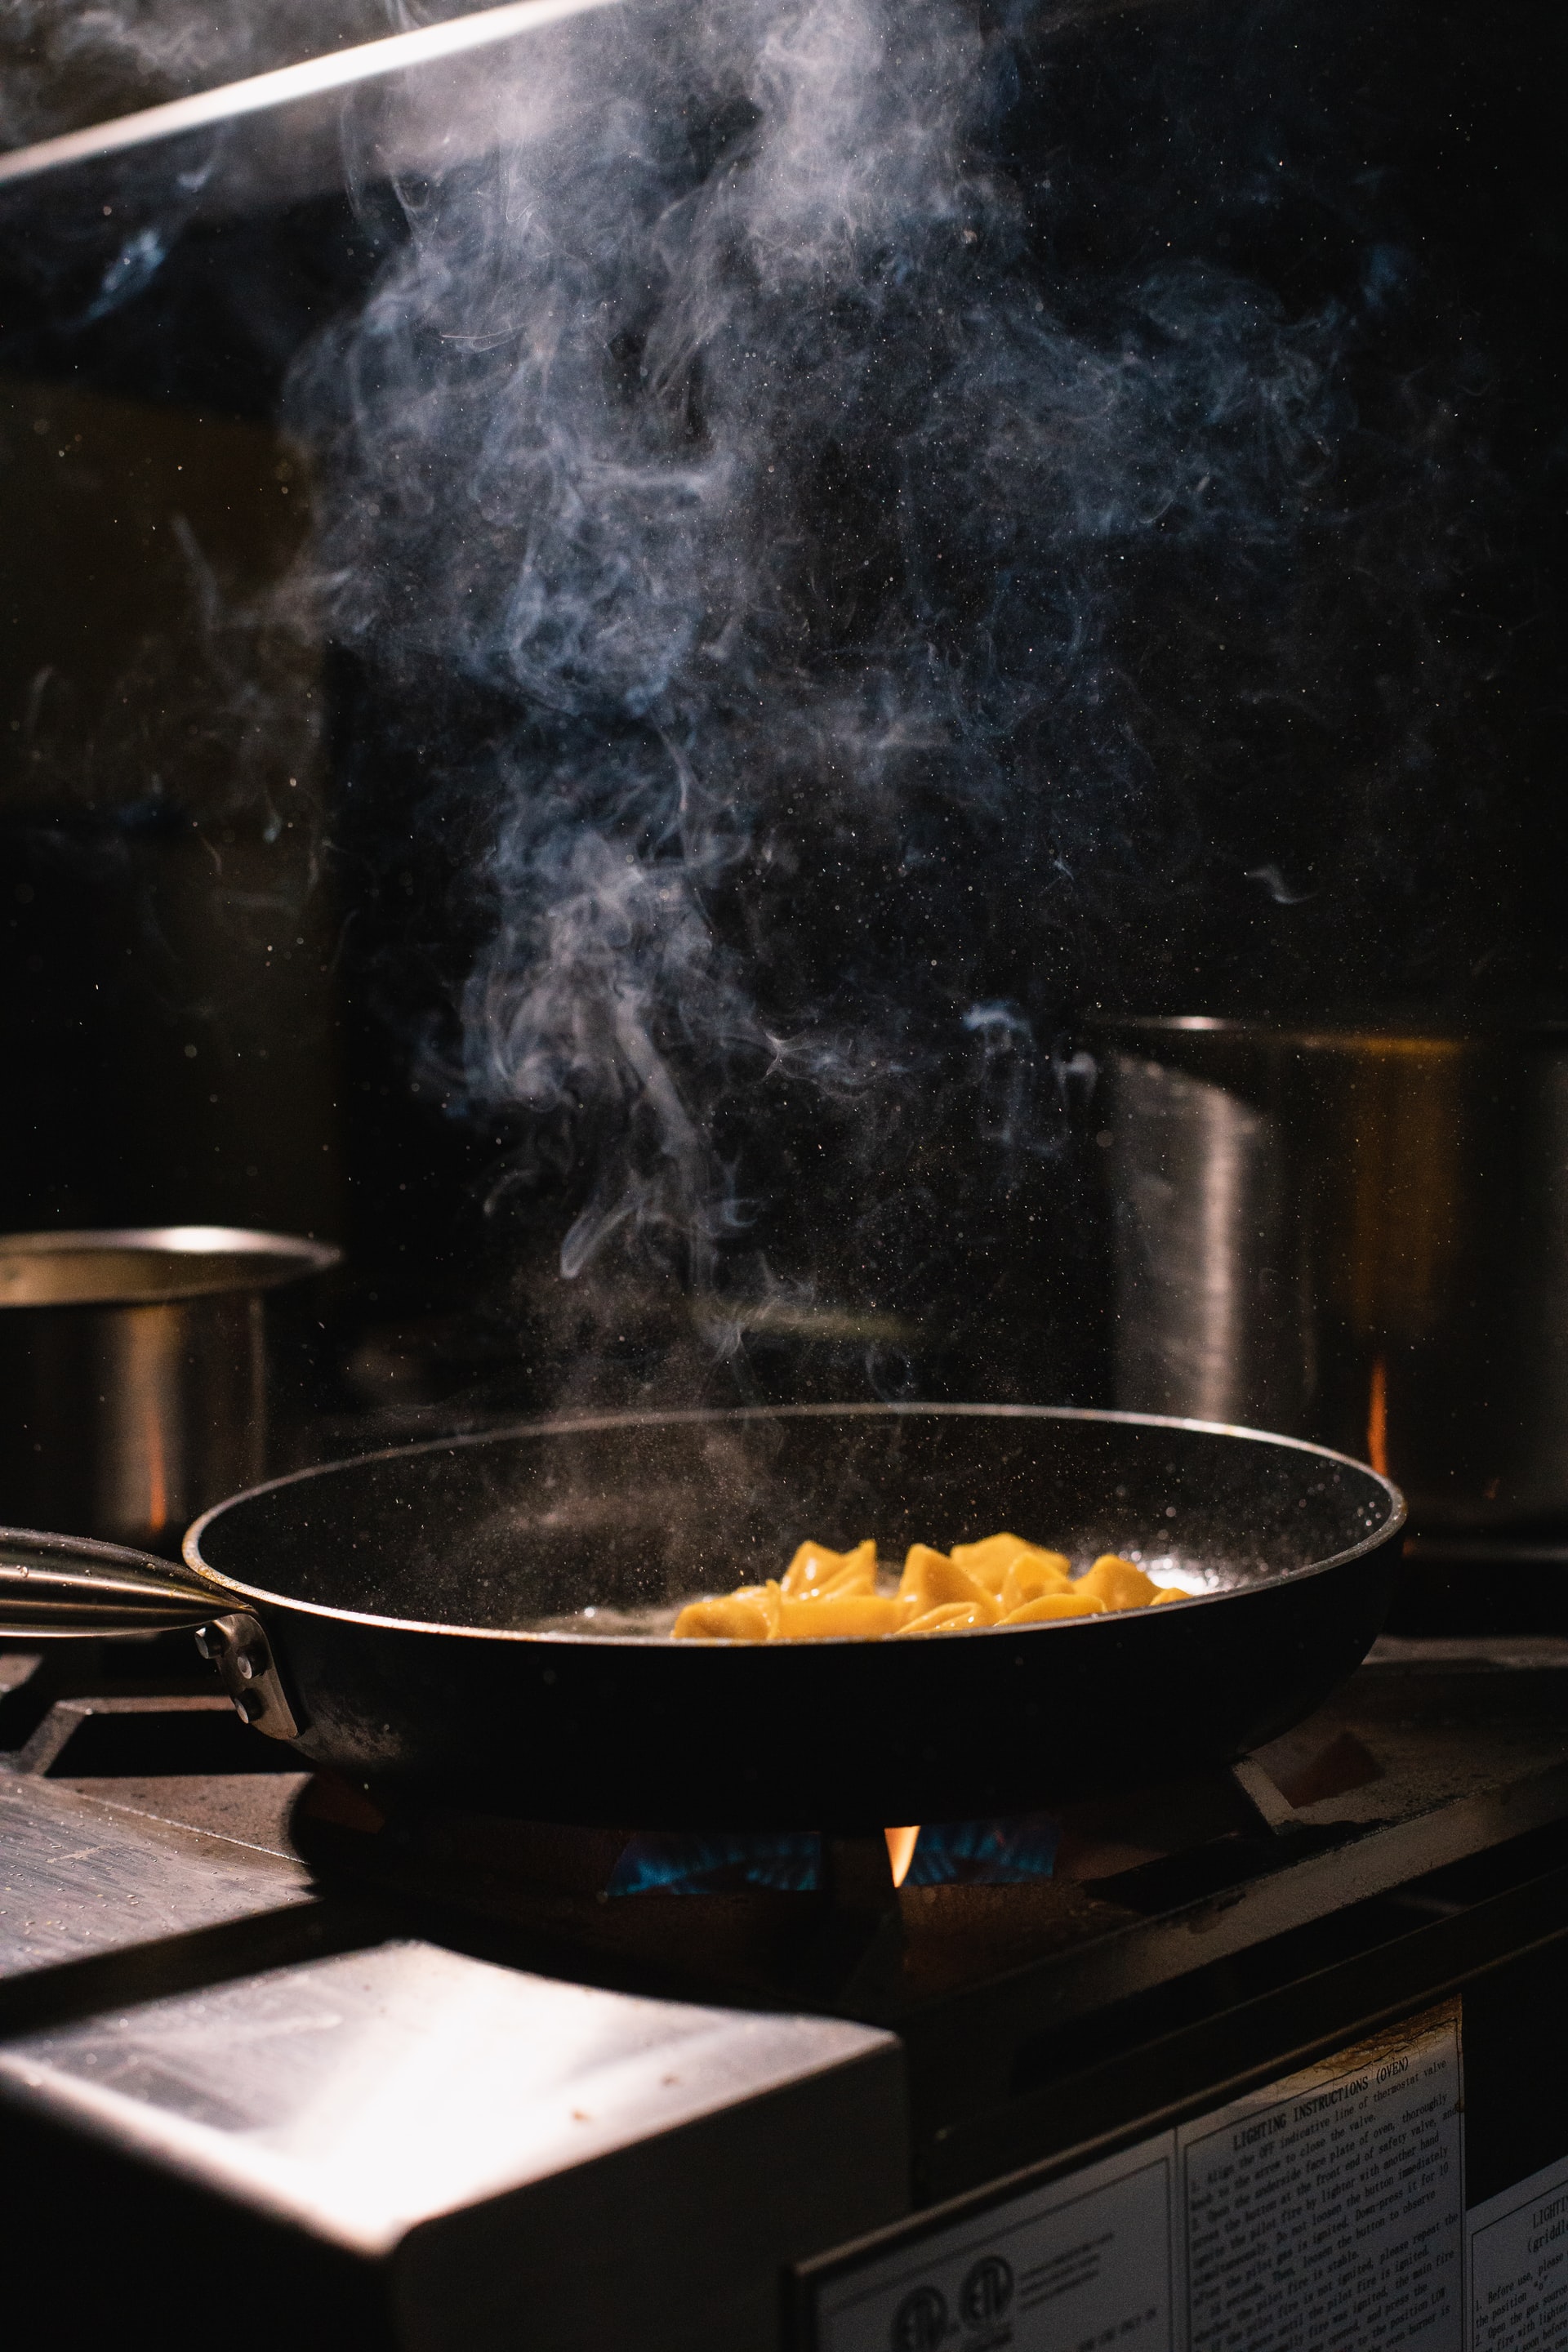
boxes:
[292,1784,1064,1900]
[7,1631,1561,2027]
[605,1818,1063,1895]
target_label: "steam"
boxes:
[284,0,1486,1376]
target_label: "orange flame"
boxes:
[884,1825,920,1887]
[1366,1355,1388,1478]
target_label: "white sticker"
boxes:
[1177,2002,1464,2352]
[803,2002,1463,2352]
[813,2132,1175,2352]
[1468,2153,1568,2350]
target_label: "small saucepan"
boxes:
[0,1225,338,1552]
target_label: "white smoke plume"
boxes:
[283,0,1482,1371]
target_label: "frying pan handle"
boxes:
[0,1526,221,1633]
[193,1615,301,1740]
[0,1526,301,1741]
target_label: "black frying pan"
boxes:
[0,1405,1404,1826]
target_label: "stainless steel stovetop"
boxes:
[3,1632,1568,2350]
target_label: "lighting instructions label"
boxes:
[1178,2001,1463,2352]
[1468,2154,1568,2350]
[804,2002,1464,2352]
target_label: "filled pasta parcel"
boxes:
[671,1532,1187,1641]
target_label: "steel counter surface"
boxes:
[0,1938,902,2245]
[0,1762,315,1984]
[0,1924,906,2350]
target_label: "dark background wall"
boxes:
[0,0,1561,1436]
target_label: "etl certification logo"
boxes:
[891,2285,948,2351]
[889,2258,1015,2350]
[961,2257,1014,2329]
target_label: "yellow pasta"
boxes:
[671,1584,781,1641]
[1078,1553,1162,1611]
[671,1536,1188,1642]
[778,1592,906,1639]
[897,1599,996,1636]
[781,1539,877,1599]
[951,1533,1072,1597]
[1000,1552,1075,1610]
[898,1544,995,1617]
[998,1588,1107,1624]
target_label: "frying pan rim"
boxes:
[182,1404,1406,1645]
